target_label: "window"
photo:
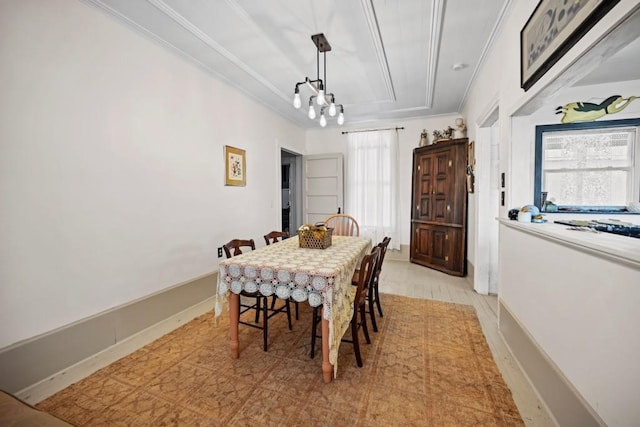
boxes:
[346,130,399,248]
[534,118,640,212]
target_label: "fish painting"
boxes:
[555,95,638,123]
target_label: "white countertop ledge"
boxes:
[499,218,640,270]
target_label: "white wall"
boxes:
[500,225,640,426]
[0,0,305,348]
[305,114,462,251]
[461,0,640,424]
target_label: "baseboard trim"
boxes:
[498,299,605,427]
[0,272,217,402]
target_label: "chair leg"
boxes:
[361,303,371,344]
[368,292,378,333]
[255,296,261,323]
[295,301,299,320]
[375,282,383,317]
[270,295,277,309]
[285,300,292,330]
[262,297,268,351]
[352,315,362,367]
[310,307,319,359]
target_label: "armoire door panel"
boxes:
[419,197,431,220]
[431,228,448,266]
[434,198,447,222]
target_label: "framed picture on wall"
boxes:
[520,0,620,91]
[224,145,246,186]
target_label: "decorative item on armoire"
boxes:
[419,129,429,147]
[453,118,467,138]
[432,126,454,143]
[555,95,638,123]
[466,140,475,193]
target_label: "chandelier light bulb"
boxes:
[293,92,301,109]
[308,105,316,120]
[317,89,325,105]
[328,102,336,117]
[320,113,327,127]
[337,111,344,125]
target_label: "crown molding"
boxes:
[458,0,513,113]
[425,0,445,109]
[360,0,396,102]
[147,0,291,104]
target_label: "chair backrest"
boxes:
[223,239,255,258]
[263,231,290,246]
[373,237,391,283]
[353,246,380,305]
[324,214,360,236]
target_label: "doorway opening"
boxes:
[281,149,302,234]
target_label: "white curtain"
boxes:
[346,130,400,250]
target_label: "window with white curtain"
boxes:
[346,129,400,249]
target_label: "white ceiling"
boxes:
[87,0,509,128]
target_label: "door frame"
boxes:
[474,101,500,295]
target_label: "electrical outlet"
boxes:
[217,247,223,258]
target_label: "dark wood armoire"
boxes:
[410,138,468,276]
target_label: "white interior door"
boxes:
[302,153,344,225]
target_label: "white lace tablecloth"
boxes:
[215,235,372,375]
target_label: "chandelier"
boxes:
[292,33,344,127]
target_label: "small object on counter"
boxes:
[542,200,558,212]
[517,211,532,222]
[521,204,540,216]
[568,226,600,233]
[508,208,520,220]
[532,215,546,223]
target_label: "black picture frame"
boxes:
[520,0,620,91]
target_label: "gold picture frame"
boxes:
[224,145,246,186]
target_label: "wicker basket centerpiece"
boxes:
[297,223,333,249]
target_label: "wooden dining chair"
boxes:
[223,238,292,351]
[368,237,390,332]
[323,214,360,236]
[263,230,289,246]
[310,246,380,367]
[263,230,298,320]
[349,237,390,332]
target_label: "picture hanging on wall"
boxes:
[224,145,246,186]
[520,0,620,91]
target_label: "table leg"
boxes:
[230,293,239,359]
[321,311,333,383]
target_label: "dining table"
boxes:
[215,235,372,382]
